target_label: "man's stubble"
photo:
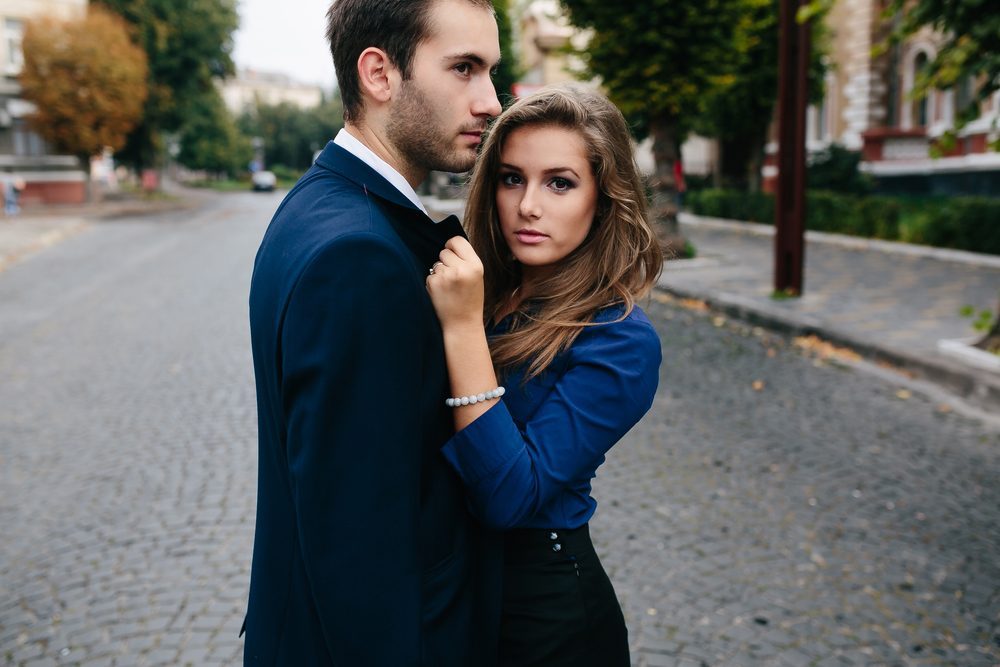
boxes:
[386,78,479,176]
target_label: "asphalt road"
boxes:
[1,191,997,667]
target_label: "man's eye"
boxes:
[455,63,472,75]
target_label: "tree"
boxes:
[885,0,1000,151]
[96,0,239,169]
[19,6,148,182]
[696,0,828,192]
[559,0,746,249]
[492,0,521,102]
[238,97,344,172]
[176,89,251,177]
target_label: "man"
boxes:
[243,0,503,664]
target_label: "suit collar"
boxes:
[314,140,424,215]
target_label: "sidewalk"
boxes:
[661,212,1000,411]
[0,192,201,273]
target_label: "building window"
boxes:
[4,18,23,75]
[953,76,973,120]
[12,118,47,156]
[911,52,930,128]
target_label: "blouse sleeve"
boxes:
[440,311,662,529]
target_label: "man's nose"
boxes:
[473,78,502,118]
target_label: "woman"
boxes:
[425,86,663,666]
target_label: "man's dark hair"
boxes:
[326,0,493,122]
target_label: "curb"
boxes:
[655,279,1000,414]
[679,212,1000,269]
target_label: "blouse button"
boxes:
[552,543,562,552]
[549,532,558,540]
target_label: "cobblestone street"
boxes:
[1,191,998,666]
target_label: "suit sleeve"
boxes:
[281,233,426,663]
[440,314,662,529]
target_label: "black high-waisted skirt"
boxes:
[499,524,630,667]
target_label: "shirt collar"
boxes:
[334,128,429,215]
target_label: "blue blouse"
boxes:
[441,304,662,530]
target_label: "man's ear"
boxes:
[357,47,396,105]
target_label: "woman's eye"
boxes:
[500,173,522,186]
[550,177,573,192]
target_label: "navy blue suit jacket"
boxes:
[244,141,501,666]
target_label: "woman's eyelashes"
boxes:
[500,171,523,187]
[499,172,577,192]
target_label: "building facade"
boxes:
[218,69,324,114]
[0,0,89,206]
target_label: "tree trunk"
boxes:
[648,116,686,257]
[747,131,766,193]
[79,154,93,203]
[974,296,1000,354]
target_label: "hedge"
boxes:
[685,189,999,255]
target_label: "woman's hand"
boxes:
[426,236,485,331]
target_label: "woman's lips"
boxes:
[514,230,548,244]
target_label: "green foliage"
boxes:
[959,306,996,334]
[903,197,1000,253]
[686,189,775,223]
[269,164,303,184]
[97,0,240,168]
[176,89,251,177]
[699,0,830,191]
[492,0,521,103]
[19,7,148,163]
[884,0,1000,149]
[560,0,746,138]
[238,98,345,171]
[807,144,873,194]
[687,190,1000,253]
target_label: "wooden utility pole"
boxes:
[774,0,811,295]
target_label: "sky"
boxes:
[232,0,337,90]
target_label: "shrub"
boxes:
[687,188,999,254]
[807,144,873,194]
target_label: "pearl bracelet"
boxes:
[446,386,505,407]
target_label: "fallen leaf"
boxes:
[896,389,912,400]
[752,380,765,391]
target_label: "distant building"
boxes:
[0,0,89,206]
[219,69,325,114]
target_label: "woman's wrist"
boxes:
[441,317,486,339]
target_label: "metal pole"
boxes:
[774,0,810,295]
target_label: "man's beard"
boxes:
[386,79,479,175]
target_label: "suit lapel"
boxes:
[314,141,467,268]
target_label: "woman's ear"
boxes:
[357,47,395,105]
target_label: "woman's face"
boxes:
[495,124,598,283]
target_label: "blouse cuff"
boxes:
[440,400,524,485]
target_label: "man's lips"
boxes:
[514,230,548,244]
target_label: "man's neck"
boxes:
[343,123,425,188]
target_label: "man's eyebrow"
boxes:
[444,52,502,69]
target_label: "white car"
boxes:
[252,170,277,192]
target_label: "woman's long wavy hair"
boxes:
[464,85,663,380]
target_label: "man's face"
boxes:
[386,0,502,175]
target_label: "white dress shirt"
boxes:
[333,128,429,216]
